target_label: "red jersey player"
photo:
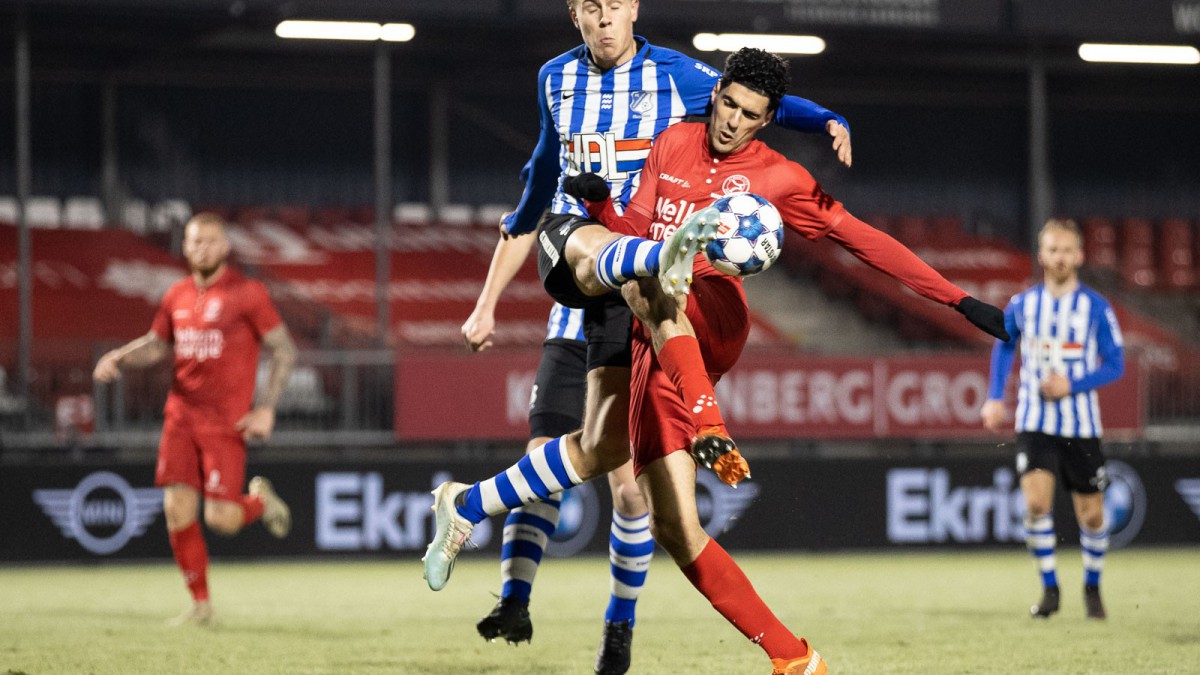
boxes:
[93,213,297,626]
[563,47,1008,674]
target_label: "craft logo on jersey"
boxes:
[175,326,225,361]
[629,90,653,116]
[1103,460,1145,548]
[33,471,163,555]
[568,132,652,183]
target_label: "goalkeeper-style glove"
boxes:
[955,296,1010,341]
[562,173,610,202]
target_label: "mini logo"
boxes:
[1103,460,1146,548]
[692,395,716,414]
[528,383,539,412]
[33,471,162,555]
[695,470,760,536]
[722,175,750,195]
[559,223,572,236]
[629,91,653,116]
[1174,478,1200,521]
[659,173,692,188]
[562,91,575,100]
[202,298,222,322]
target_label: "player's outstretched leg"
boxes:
[476,494,563,643]
[249,476,292,538]
[424,435,586,591]
[657,206,720,296]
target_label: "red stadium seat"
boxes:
[314,206,353,227]
[892,216,929,246]
[861,213,893,236]
[929,215,966,244]
[1119,217,1156,288]
[233,205,270,225]
[1157,218,1195,289]
[1081,217,1118,271]
[275,205,311,228]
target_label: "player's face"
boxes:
[1037,227,1084,284]
[708,83,772,154]
[571,0,639,69]
[183,221,230,278]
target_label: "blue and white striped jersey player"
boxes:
[450,1,852,673]
[982,218,1125,621]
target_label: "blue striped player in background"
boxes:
[449,1,852,672]
[982,218,1125,620]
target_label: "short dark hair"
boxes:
[718,47,789,112]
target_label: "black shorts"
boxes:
[528,338,587,439]
[1016,432,1108,494]
[536,211,632,371]
[536,211,599,309]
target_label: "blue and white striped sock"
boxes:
[595,236,662,291]
[498,494,562,601]
[456,435,584,524]
[1080,524,1109,587]
[605,510,654,625]
[1025,514,1058,588]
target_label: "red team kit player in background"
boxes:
[93,213,297,625]
[426,48,1009,674]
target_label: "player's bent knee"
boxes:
[204,504,243,536]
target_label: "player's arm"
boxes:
[502,67,564,237]
[1068,306,1126,393]
[982,302,1020,431]
[463,229,537,352]
[93,331,170,382]
[237,323,297,442]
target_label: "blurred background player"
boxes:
[982,218,1125,620]
[439,0,852,672]
[92,213,297,625]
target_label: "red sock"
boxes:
[240,494,265,526]
[168,521,209,602]
[681,539,807,660]
[657,336,726,431]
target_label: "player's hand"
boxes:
[562,172,610,202]
[236,407,276,442]
[955,296,1010,341]
[93,351,123,383]
[461,308,496,353]
[1039,373,1071,401]
[826,120,852,168]
[980,399,1007,432]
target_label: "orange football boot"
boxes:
[770,640,826,675]
[691,426,751,486]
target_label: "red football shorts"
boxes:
[629,275,750,475]
[155,411,247,501]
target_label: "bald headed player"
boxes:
[94,213,297,625]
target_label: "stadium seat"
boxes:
[861,213,892,235]
[892,215,929,246]
[234,205,271,225]
[313,206,353,227]
[1157,218,1195,289]
[1081,217,1118,271]
[121,199,149,233]
[25,196,62,228]
[929,215,967,244]
[1119,217,1156,288]
[275,205,311,229]
[349,206,376,225]
[438,203,474,226]
[393,202,431,225]
[63,197,105,229]
[0,196,17,224]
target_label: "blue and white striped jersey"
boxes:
[545,302,585,342]
[988,283,1125,438]
[503,36,847,236]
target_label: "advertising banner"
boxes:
[395,352,1143,442]
[3,455,1196,562]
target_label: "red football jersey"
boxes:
[594,122,966,306]
[151,268,282,429]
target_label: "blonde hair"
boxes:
[186,212,228,231]
[1038,218,1082,246]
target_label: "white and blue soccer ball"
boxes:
[704,192,784,277]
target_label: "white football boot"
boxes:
[167,600,214,627]
[422,481,475,591]
[249,476,292,538]
[657,206,721,296]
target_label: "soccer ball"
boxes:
[703,192,784,277]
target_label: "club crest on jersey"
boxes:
[202,298,222,322]
[722,175,751,195]
[629,91,653,116]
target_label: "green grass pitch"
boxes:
[2,549,1198,673]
